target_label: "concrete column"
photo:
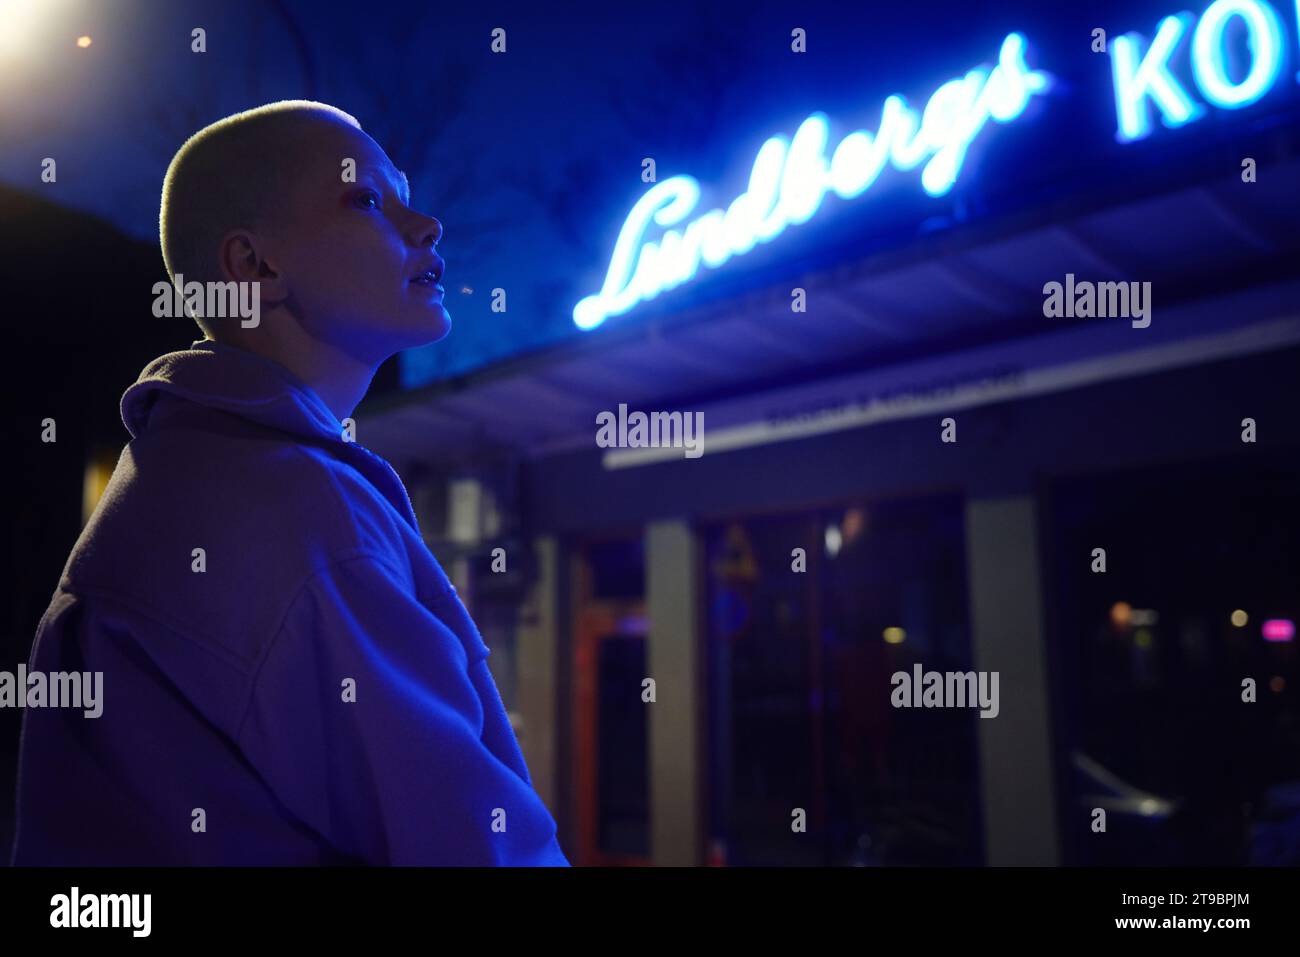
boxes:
[517,536,562,819]
[964,496,1060,865]
[646,520,704,866]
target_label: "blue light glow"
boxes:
[1111,0,1290,141]
[1191,0,1284,108]
[1111,13,1202,142]
[574,32,1050,331]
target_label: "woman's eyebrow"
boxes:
[356,165,411,205]
[382,166,411,205]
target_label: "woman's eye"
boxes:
[355,191,381,210]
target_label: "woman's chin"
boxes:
[421,307,452,344]
[432,307,451,337]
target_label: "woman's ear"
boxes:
[218,229,289,303]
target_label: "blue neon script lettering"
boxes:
[1111,0,1289,141]
[573,33,1050,331]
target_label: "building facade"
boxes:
[358,0,1300,866]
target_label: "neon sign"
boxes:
[573,0,1299,331]
[1111,0,1289,141]
[573,33,1050,331]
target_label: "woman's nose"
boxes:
[412,214,442,248]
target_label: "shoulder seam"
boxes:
[232,549,450,745]
[58,581,256,673]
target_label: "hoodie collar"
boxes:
[121,339,345,444]
[120,339,422,534]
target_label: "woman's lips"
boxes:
[409,274,444,293]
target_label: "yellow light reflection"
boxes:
[1110,601,1132,630]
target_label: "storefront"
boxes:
[357,0,1300,865]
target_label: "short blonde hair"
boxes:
[159,100,361,334]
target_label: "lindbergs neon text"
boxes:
[573,33,1050,331]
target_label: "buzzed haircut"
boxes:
[159,100,361,333]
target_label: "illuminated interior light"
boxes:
[1110,601,1133,630]
[1231,609,1249,627]
[1130,608,1159,626]
[883,627,906,645]
[81,447,117,525]
[75,35,92,48]
[1191,0,1284,108]
[1262,618,1295,642]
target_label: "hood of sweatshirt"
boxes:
[119,338,420,534]
[121,338,345,444]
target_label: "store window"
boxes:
[1048,450,1300,865]
[704,495,981,866]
